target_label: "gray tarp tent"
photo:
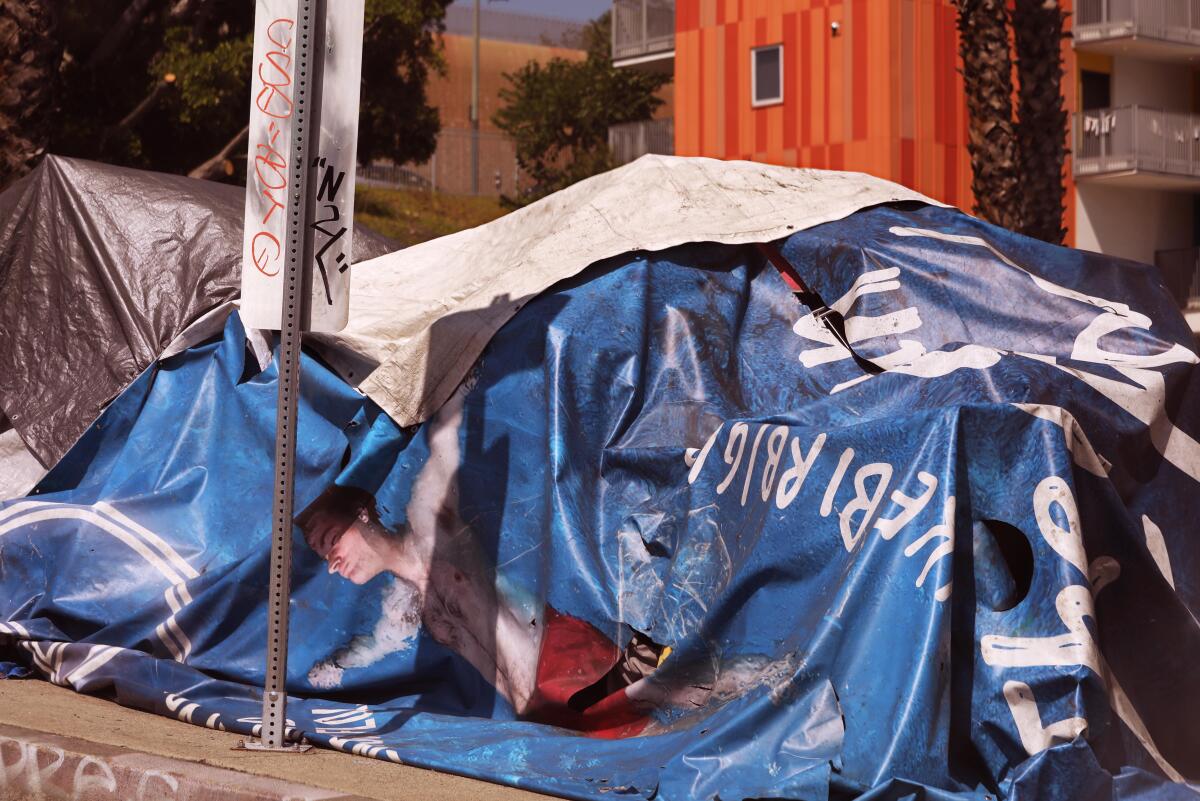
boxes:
[0,155,394,482]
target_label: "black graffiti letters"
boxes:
[310,156,350,305]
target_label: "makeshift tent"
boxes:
[1,156,1198,801]
[0,155,394,480]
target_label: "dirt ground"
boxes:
[0,679,553,801]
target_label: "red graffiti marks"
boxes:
[255,19,294,119]
[249,18,294,278]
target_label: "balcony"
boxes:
[1073,106,1200,188]
[608,118,674,164]
[1074,0,1200,60]
[612,0,675,71]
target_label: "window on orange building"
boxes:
[752,44,784,108]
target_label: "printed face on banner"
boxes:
[240,0,365,333]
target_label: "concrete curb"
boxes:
[0,724,369,801]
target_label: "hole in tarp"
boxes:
[973,519,1034,612]
[644,538,670,559]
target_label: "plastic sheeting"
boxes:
[2,202,1199,801]
[0,156,394,469]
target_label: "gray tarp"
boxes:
[0,155,394,468]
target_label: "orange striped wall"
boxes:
[674,0,1079,243]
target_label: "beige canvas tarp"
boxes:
[318,155,942,427]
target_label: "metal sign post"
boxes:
[237,0,365,752]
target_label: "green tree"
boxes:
[0,0,61,188]
[0,0,450,188]
[357,0,448,168]
[493,11,668,204]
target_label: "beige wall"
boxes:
[1110,55,1194,111]
[1072,55,1196,267]
[1074,183,1193,265]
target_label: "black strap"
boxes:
[758,243,885,377]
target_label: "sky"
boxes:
[449,0,611,22]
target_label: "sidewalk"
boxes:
[0,680,553,801]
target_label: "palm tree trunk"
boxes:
[1013,0,1068,245]
[954,0,1024,234]
[0,0,61,189]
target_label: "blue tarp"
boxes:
[1,203,1198,800]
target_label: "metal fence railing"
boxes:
[1073,106,1200,178]
[357,162,431,190]
[1074,0,1200,46]
[608,118,674,164]
[612,0,675,61]
[1155,246,1200,307]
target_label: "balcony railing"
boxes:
[608,118,674,165]
[1155,247,1200,308]
[612,0,675,62]
[1075,0,1200,47]
[1074,106,1200,179]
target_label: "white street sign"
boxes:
[240,0,365,333]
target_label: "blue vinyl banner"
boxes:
[1,204,1198,800]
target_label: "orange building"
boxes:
[613,0,1200,315]
[673,0,981,215]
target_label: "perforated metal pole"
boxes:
[251,0,326,753]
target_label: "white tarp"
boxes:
[317,155,942,427]
[0,428,46,500]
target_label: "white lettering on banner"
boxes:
[759,426,789,502]
[240,0,366,333]
[715,423,748,495]
[739,425,770,505]
[237,714,297,741]
[315,706,385,757]
[685,423,954,600]
[774,433,826,509]
[901,496,955,602]
[1011,404,1111,477]
[685,423,723,481]
[1141,514,1175,590]
[789,264,1002,394]
[312,705,378,735]
[1032,476,1088,578]
[838,461,893,552]
[819,448,855,517]
[875,471,937,540]
[1003,680,1088,756]
[838,226,1200,485]
[980,477,1184,781]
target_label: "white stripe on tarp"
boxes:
[0,507,184,585]
[65,644,122,686]
[95,502,199,580]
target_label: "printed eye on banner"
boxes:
[239,0,366,333]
